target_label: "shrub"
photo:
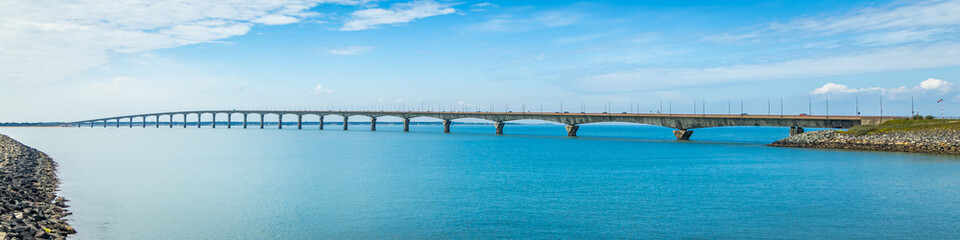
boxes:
[844,124,877,136]
[926,115,935,119]
[912,115,924,120]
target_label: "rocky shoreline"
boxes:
[769,129,960,155]
[0,134,74,239]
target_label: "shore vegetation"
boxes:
[840,118,960,136]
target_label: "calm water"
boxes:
[2,124,959,239]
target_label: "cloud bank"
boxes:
[810,78,953,95]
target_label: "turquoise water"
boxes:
[2,124,959,239]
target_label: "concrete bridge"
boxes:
[68,110,897,140]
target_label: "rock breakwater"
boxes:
[0,134,74,239]
[769,129,960,155]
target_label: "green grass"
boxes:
[839,119,960,136]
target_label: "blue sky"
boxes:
[1,0,959,121]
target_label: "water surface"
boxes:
[2,124,958,239]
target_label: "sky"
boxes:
[2,0,960,122]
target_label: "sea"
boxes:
[1,124,958,239]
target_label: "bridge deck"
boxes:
[70,110,900,140]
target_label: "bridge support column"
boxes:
[116,119,120,128]
[370,117,376,131]
[142,116,146,128]
[212,114,216,128]
[227,114,232,128]
[402,118,410,132]
[319,116,324,130]
[197,114,201,128]
[183,114,187,128]
[442,119,451,133]
[565,125,579,137]
[790,127,805,136]
[343,116,349,130]
[278,115,283,129]
[260,114,264,129]
[155,116,159,128]
[243,114,248,129]
[297,115,302,130]
[673,129,693,140]
[169,115,173,128]
[129,118,133,128]
[494,121,504,135]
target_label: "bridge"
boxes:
[68,110,897,140]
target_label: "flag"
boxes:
[938,99,943,103]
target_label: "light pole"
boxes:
[693,100,697,114]
[880,94,884,117]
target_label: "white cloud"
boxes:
[340,0,456,31]
[467,9,584,32]
[810,83,884,94]
[470,2,498,12]
[919,78,953,92]
[0,0,365,84]
[857,28,953,46]
[706,0,960,45]
[789,0,960,33]
[324,46,375,55]
[810,78,953,95]
[311,84,334,94]
[575,42,960,92]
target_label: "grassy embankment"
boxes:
[840,118,960,136]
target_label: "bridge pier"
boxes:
[227,114,232,128]
[212,114,216,128]
[565,125,579,137]
[142,116,146,128]
[197,114,201,128]
[243,114,248,129]
[319,116,324,130]
[129,118,133,128]
[155,116,159,128]
[402,118,410,132]
[169,115,173,128]
[442,119,451,133]
[494,121,505,135]
[790,127,805,136]
[343,116,349,130]
[370,117,376,131]
[260,114,264,129]
[673,129,693,140]
[297,115,302,130]
[278,115,283,129]
[115,119,119,128]
[183,114,187,128]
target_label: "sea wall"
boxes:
[0,134,74,239]
[769,129,960,155]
